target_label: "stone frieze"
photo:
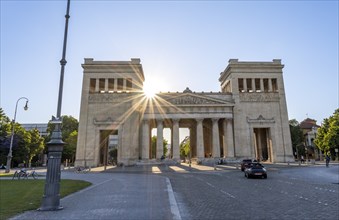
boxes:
[239,92,280,102]
[166,94,227,105]
[88,93,134,103]
[247,115,275,124]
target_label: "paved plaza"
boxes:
[7,163,339,220]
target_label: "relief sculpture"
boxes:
[169,95,219,105]
[240,93,280,102]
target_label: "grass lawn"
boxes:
[0,179,92,219]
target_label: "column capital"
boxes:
[211,118,220,123]
[156,119,163,123]
[195,118,204,123]
[172,118,180,124]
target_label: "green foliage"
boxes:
[47,115,79,162]
[0,108,10,124]
[12,123,32,166]
[26,129,44,166]
[0,179,91,219]
[0,108,45,166]
[64,130,78,162]
[151,135,168,158]
[180,138,190,158]
[0,108,11,163]
[289,119,304,157]
[315,109,339,159]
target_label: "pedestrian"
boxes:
[301,155,304,164]
[325,154,330,167]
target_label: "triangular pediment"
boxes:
[162,93,233,106]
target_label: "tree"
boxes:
[0,108,10,124]
[0,108,11,164]
[11,123,31,167]
[180,137,190,159]
[315,109,339,160]
[46,115,79,162]
[26,129,44,167]
[289,119,304,158]
[64,130,78,162]
[0,108,45,167]
[151,135,168,158]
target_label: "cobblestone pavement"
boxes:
[10,173,179,220]
[161,164,339,220]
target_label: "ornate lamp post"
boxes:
[39,0,70,211]
[5,97,29,173]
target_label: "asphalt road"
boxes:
[162,164,339,220]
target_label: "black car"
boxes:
[240,159,252,171]
[244,163,267,179]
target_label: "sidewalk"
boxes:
[10,171,181,220]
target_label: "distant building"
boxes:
[299,118,321,160]
[21,123,49,137]
[75,58,294,167]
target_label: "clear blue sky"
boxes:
[1,0,338,126]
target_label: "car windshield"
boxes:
[252,163,263,168]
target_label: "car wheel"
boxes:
[246,173,250,179]
[263,174,267,179]
[244,172,247,177]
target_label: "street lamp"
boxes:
[5,97,29,173]
[39,0,70,211]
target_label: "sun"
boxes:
[143,81,157,98]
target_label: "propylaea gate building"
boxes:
[75,58,294,167]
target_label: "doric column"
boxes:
[104,79,108,92]
[123,78,127,91]
[222,120,227,158]
[114,78,118,92]
[251,78,255,92]
[212,118,220,157]
[141,120,150,160]
[268,79,273,92]
[172,119,180,160]
[260,78,264,92]
[95,78,99,93]
[243,78,247,92]
[156,119,164,159]
[225,119,234,157]
[196,119,204,158]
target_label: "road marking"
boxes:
[166,178,182,220]
[206,182,215,188]
[152,166,162,173]
[220,190,236,198]
[169,166,186,172]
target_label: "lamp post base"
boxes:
[39,122,64,212]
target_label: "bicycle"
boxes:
[27,170,39,179]
[74,166,90,173]
[12,169,38,180]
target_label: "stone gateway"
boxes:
[75,58,294,167]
